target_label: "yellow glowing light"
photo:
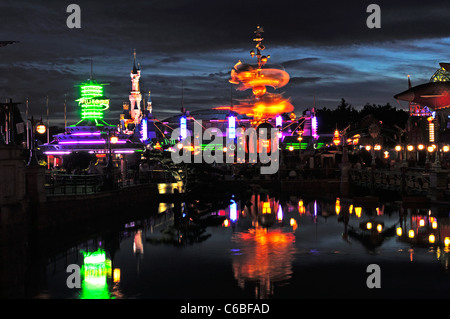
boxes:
[36,123,46,134]
[419,219,425,227]
[262,202,271,214]
[443,145,450,152]
[223,219,230,227]
[384,151,389,158]
[223,147,227,152]
[445,237,450,246]
[290,218,296,227]
[429,234,436,244]
[418,144,424,150]
[408,230,415,238]
[374,144,381,151]
[395,145,402,152]
[333,130,340,146]
[288,146,294,151]
[407,145,414,151]
[335,204,340,215]
[110,136,118,144]
[396,227,403,236]
[365,145,371,151]
[113,268,121,283]
[432,221,437,229]
[432,144,437,149]
[366,222,372,230]
[349,204,353,214]
[427,146,434,152]
[355,207,362,218]
[377,224,383,233]
[335,198,340,215]
[177,143,183,150]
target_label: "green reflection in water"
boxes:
[79,249,113,299]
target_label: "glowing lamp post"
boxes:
[27,116,46,166]
[36,123,46,135]
[333,129,340,146]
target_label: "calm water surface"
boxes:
[35,194,450,299]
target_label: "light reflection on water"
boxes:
[39,194,450,299]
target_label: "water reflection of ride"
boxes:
[243,192,279,228]
[335,201,399,253]
[145,193,236,246]
[232,228,296,299]
[78,248,122,299]
[346,219,398,254]
[230,192,296,299]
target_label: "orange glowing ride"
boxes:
[230,61,290,93]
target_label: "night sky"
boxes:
[2,0,450,127]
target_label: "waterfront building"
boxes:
[41,70,144,167]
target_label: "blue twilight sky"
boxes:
[1,0,450,126]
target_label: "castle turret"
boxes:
[147,91,152,116]
[129,50,142,123]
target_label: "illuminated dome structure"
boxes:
[395,62,450,111]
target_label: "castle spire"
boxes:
[132,49,138,74]
[129,49,142,123]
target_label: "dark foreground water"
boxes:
[27,193,450,299]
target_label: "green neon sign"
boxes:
[77,80,109,121]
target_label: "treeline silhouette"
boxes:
[312,98,409,133]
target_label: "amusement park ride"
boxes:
[395,63,450,114]
[178,26,319,152]
[41,26,324,167]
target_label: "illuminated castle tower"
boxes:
[147,91,152,116]
[129,50,142,124]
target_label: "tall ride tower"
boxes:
[129,50,142,124]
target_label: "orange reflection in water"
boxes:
[232,227,296,299]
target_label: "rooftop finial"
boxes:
[90,57,93,80]
[132,49,138,74]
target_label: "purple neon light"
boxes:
[71,132,102,136]
[60,140,106,144]
[44,151,72,155]
[312,116,318,139]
